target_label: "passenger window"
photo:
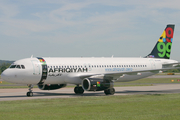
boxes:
[21,65,25,69]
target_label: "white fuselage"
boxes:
[1,57,178,85]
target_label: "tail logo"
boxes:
[157,26,174,58]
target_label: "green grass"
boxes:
[118,78,180,84]
[0,94,180,120]
[0,81,16,85]
[114,77,180,87]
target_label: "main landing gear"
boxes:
[104,88,115,95]
[74,85,84,94]
[27,84,34,97]
[74,85,115,95]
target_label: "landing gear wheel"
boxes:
[74,86,84,94]
[27,92,33,97]
[104,88,115,95]
[27,84,34,97]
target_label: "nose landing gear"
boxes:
[27,84,34,97]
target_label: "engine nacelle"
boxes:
[38,84,67,90]
[82,78,113,91]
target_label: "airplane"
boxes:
[1,24,179,97]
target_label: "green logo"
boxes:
[157,42,172,58]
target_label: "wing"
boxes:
[74,62,180,81]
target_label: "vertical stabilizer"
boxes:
[146,24,175,59]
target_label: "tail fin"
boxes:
[146,24,175,59]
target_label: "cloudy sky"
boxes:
[1,0,180,61]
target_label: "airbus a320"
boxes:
[1,24,179,97]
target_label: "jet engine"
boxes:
[82,78,113,91]
[38,84,67,90]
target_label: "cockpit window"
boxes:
[16,65,21,68]
[21,65,25,69]
[9,64,25,69]
[10,65,16,68]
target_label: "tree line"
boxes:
[0,63,11,74]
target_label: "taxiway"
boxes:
[1,84,180,101]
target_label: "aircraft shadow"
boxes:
[33,92,104,97]
[1,89,180,99]
[115,89,180,94]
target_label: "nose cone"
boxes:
[1,69,10,81]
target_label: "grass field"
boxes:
[116,77,180,84]
[1,75,180,119]
[0,94,180,120]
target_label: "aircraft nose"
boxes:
[1,70,10,81]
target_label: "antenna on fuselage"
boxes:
[31,55,33,58]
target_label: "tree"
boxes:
[0,63,11,74]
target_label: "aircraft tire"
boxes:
[74,87,84,94]
[27,92,33,97]
[104,88,115,95]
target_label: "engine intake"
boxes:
[82,78,113,91]
[38,84,66,90]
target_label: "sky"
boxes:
[1,0,180,61]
